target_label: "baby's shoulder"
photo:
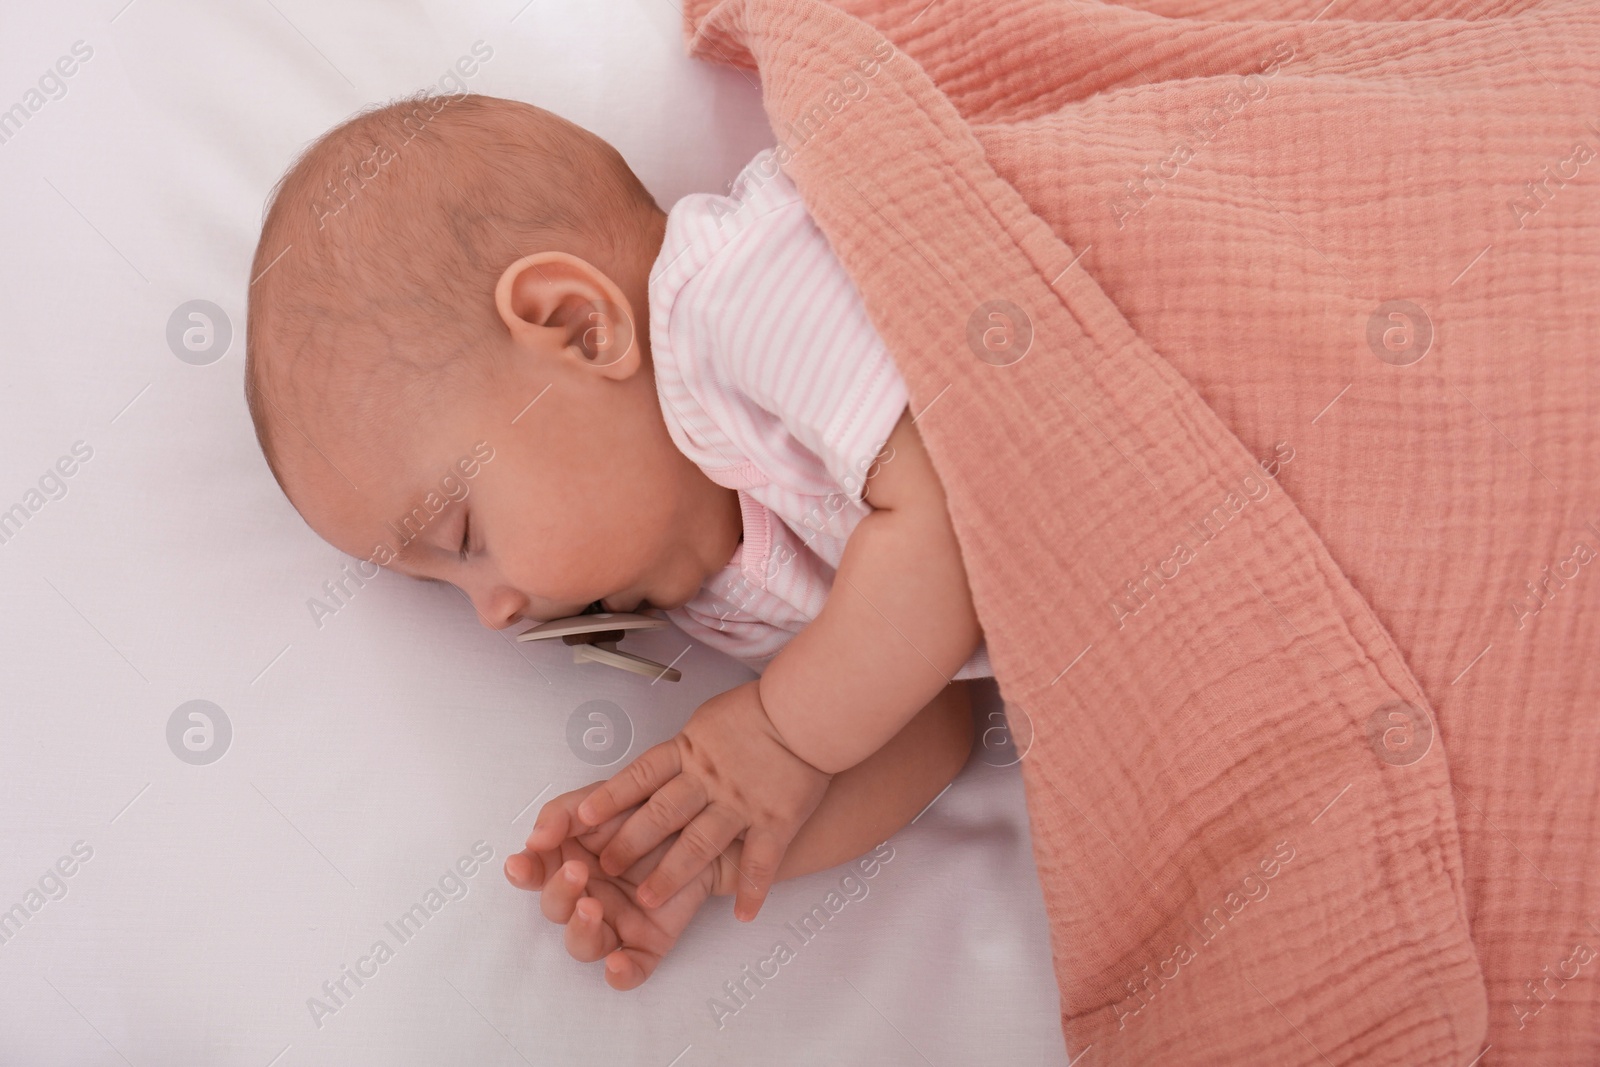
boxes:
[651,148,903,505]
[660,149,829,291]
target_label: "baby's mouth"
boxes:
[596,596,652,615]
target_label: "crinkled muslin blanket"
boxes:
[677,0,1600,1062]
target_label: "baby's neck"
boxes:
[629,209,669,356]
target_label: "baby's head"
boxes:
[246,93,740,628]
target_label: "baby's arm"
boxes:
[759,407,984,774]
[577,408,983,917]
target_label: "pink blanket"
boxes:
[677,1,1600,1062]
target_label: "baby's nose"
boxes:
[476,588,530,630]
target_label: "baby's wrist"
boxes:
[752,676,828,774]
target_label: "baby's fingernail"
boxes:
[606,955,623,973]
[564,865,581,884]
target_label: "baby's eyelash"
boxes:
[459,512,471,562]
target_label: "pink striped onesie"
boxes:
[648,148,993,681]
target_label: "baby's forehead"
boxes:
[286,435,457,564]
[273,369,435,505]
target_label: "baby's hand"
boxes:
[575,679,834,922]
[504,783,732,990]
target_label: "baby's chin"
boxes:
[615,553,722,615]
[649,573,705,613]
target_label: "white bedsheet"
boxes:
[0,2,1068,1063]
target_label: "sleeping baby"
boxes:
[245,91,991,990]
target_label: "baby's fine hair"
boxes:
[244,92,662,497]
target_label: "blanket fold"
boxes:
[680,1,1600,1062]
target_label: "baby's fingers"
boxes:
[635,806,743,910]
[522,783,605,854]
[503,850,548,892]
[538,858,590,924]
[730,825,791,922]
[576,739,684,827]
[565,895,621,965]
[596,773,706,878]
[537,861,629,970]
[602,948,656,991]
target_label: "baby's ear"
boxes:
[548,289,635,373]
[492,252,638,377]
[494,252,586,331]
